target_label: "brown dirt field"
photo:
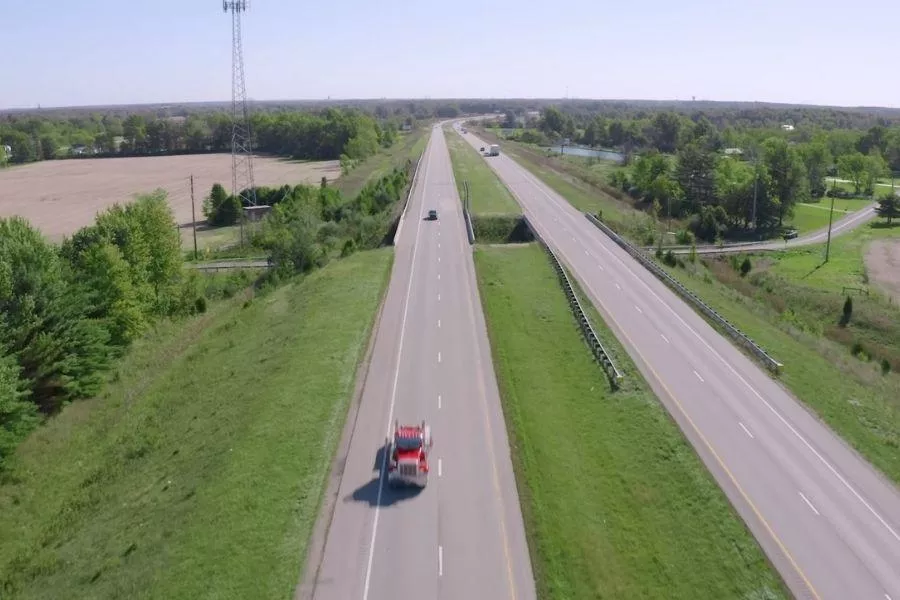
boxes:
[865,239,900,304]
[0,154,341,242]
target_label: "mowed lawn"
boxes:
[474,244,786,600]
[788,197,873,234]
[0,248,393,600]
[444,127,521,215]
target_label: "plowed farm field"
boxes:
[0,154,340,242]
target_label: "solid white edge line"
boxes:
[693,370,705,383]
[799,491,821,516]
[739,422,755,439]
[361,131,433,600]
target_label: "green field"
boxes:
[474,243,787,600]
[650,222,900,485]
[0,248,393,599]
[787,197,872,233]
[443,127,520,214]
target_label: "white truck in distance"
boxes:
[487,144,500,156]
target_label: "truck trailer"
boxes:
[488,144,500,156]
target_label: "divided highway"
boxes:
[307,126,535,600]
[459,127,900,600]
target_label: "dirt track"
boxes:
[865,239,900,304]
[0,154,340,242]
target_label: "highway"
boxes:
[459,126,900,600]
[307,125,535,600]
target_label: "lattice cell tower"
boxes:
[223,0,258,208]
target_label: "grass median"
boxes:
[474,243,787,600]
[649,222,900,485]
[443,126,520,215]
[0,248,394,600]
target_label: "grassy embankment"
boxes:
[474,243,788,600]
[648,221,900,484]
[0,248,393,600]
[443,127,534,244]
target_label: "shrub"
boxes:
[663,249,677,267]
[840,296,853,326]
[740,257,752,277]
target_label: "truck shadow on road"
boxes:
[344,443,423,507]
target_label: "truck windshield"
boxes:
[396,436,421,450]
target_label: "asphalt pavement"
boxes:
[307,126,536,600]
[459,126,900,600]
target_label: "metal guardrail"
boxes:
[393,152,425,246]
[525,216,623,388]
[585,213,784,374]
[464,208,475,244]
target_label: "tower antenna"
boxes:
[223,0,257,208]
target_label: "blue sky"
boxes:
[2,0,898,109]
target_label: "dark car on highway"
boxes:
[427,209,438,220]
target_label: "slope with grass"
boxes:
[474,243,787,600]
[0,248,393,600]
[650,222,900,485]
[443,126,520,215]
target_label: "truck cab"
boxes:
[387,420,433,488]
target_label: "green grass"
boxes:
[443,127,520,214]
[335,129,427,198]
[787,197,871,233]
[474,243,787,600]
[0,248,394,600]
[647,224,900,485]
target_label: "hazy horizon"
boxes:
[3,0,898,111]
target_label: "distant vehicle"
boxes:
[488,144,500,156]
[427,209,438,220]
[387,419,433,488]
[461,128,467,134]
[783,229,799,240]
[480,146,485,152]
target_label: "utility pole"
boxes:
[825,177,837,262]
[190,174,198,259]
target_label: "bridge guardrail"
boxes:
[585,213,783,374]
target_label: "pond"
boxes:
[546,145,625,162]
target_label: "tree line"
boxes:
[0,192,202,468]
[0,108,399,165]
[0,162,415,468]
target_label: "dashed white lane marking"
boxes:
[438,293,441,301]
[438,459,442,477]
[438,394,442,409]
[598,264,604,271]
[799,491,820,516]
[660,334,670,344]
[438,256,441,263]
[693,370,705,383]
[438,242,441,249]
[614,283,621,290]
[739,422,755,439]
[584,249,589,256]
[884,593,892,600]
[438,546,443,576]
[438,352,442,364]
[634,305,643,314]
[438,274,441,280]
[438,319,441,328]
